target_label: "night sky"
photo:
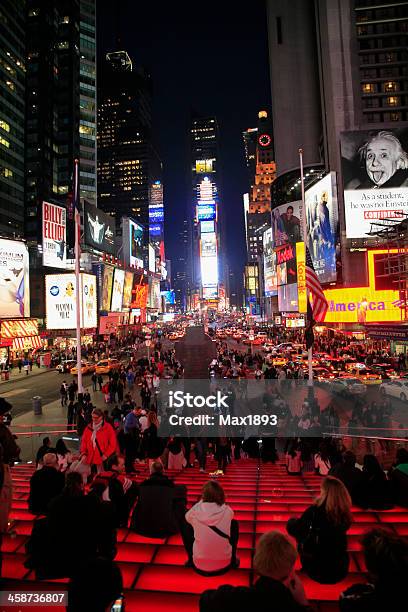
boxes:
[98,1,271,286]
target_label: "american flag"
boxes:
[306,247,328,322]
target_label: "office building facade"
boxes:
[0,0,26,237]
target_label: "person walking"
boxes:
[97,374,103,391]
[91,372,97,392]
[60,381,68,407]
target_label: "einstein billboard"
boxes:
[341,128,408,238]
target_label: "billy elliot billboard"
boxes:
[341,128,408,238]
[84,202,115,255]
[42,202,66,269]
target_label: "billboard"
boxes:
[148,244,156,273]
[0,239,30,318]
[203,286,218,299]
[45,273,97,329]
[200,220,215,233]
[296,242,307,313]
[130,220,144,268]
[149,278,161,310]
[131,276,148,309]
[278,283,299,312]
[111,268,125,312]
[271,200,303,247]
[84,202,115,255]
[122,271,133,309]
[275,243,297,285]
[201,255,218,287]
[0,318,38,338]
[149,207,164,223]
[305,172,338,284]
[161,290,175,304]
[197,204,216,221]
[196,159,215,174]
[102,265,114,311]
[42,201,66,268]
[263,228,277,297]
[323,249,403,324]
[341,128,408,238]
[200,233,217,257]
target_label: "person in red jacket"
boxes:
[80,408,117,473]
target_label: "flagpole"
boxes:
[74,158,83,400]
[299,149,313,387]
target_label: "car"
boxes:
[56,360,76,374]
[370,364,399,380]
[330,377,367,396]
[70,361,95,375]
[348,367,381,383]
[95,359,121,375]
[380,380,408,401]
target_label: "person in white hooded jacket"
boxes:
[183,480,239,574]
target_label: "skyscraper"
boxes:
[25,0,97,316]
[0,0,26,237]
[97,50,161,230]
[190,115,224,310]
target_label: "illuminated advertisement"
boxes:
[201,255,218,287]
[0,319,39,338]
[323,249,403,324]
[149,224,162,236]
[341,128,408,238]
[161,290,175,305]
[42,201,66,268]
[148,244,156,273]
[45,273,97,329]
[271,200,303,247]
[203,286,218,299]
[131,276,148,309]
[84,202,115,255]
[123,271,133,309]
[111,268,125,312]
[196,159,215,174]
[0,239,30,318]
[122,217,144,269]
[305,172,338,284]
[200,233,217,257]
[200,220,215,233]
[149,207,164,222]
[296,242,307,313]
[198,177,215,203]
[197,204,216,221]
[278,283,299,312]
[102,265,114,311]
[149,278,161,310]
[275,243,297,285]
[263,228,277,297]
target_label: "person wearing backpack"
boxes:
[183,480,239,575]
[286,476,352,584]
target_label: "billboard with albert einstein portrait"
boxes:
[341,128,408,238]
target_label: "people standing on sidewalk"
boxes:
[91,372,97,392]
[60,381,68,407]
[97,374,103,391]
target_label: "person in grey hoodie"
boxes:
[183,480,239,575]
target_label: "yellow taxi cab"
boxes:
[347,364,382,384]
[95,358,121,375]
[70,361,95,375]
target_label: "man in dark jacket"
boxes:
[28,453,65,514]
[389,448,408,508]
[35,437,54,465]
[329,451,363,504]
[130,461,186,537]
[200,531,311,612]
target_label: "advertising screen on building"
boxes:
[341,128,408,238]
[149,207,164,223]
[197,204,216,221]
[0,239,30,318]
[200,220,215,233]
[122,271,133,309]
[263,228,277,297]
[271,200,303,247]
[198,177,215,203]
[275,243,297,285]
[201,255,218,287]
[196,159,215,174]
[102,265,114,311]
[161,290,175,304]
[42,201,66,268]
[148,244,156,273]
[323,249,403,324]
[0,319,38,338]
[203,286,218,299]
[305,172,339,284]
[84,202,115,255]
[200,233,217,258]
[278,283,299,312]
[130,220,144,268]
[131,276,148,309]
[45,273,97,329]
[149,278,161,310]
[111,268,125,312]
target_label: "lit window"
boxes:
[387,96,399,106]
[62,16,69,23]
[362,83,374,93]
[0,136,10,148]
[58,41,69,50]
[1,167,13,178]
[384,81,397,92]
[0,120,10,132]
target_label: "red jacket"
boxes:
[80,421,117,466]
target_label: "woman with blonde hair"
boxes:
[287,476,352,584]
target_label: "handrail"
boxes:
[12,429,78,437]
